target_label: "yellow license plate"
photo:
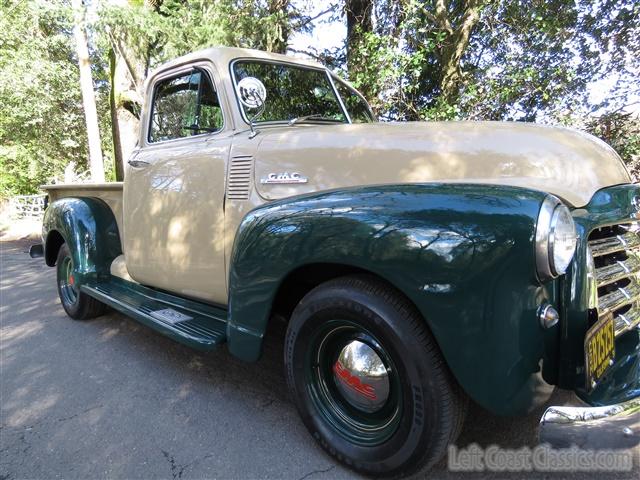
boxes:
[585,313,615,388]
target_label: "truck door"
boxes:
[123,64,231,305]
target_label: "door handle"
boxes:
[128,159,150,168]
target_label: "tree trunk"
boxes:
[268,0,290,53]
[72,0,104,183]
[108,49,125,181]
[107,0,156,178]
[108,42,144,178]
[345,0,373,72]
[435,0,483,102]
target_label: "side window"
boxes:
[334,79,374,123]
[149,69,223,143]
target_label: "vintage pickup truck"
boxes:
[34,47,639,476]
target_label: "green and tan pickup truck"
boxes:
[33,47,639,476]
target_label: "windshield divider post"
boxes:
[326,70,351,124]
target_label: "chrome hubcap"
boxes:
[332,340,390,413]
[60,256,78,305]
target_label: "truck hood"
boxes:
[253,121,631,207]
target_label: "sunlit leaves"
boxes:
[0,0,88,197]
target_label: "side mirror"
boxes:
[237,77,267,138]
[237,77,267,109]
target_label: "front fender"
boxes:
[228,183,558,415]
[43,197,122,285]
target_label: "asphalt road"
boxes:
[1,239,638,480]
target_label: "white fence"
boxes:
[7,194,47,220]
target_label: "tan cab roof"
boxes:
[149,46,325,78]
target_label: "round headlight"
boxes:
[549,204,577,275]
[535,196,577,281]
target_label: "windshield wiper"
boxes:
[288,114,343,126]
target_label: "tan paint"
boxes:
[123,134,232,304]
[122,59,233,304]
[42,183,124,237]
[110,254,134,282]
[253,121,631,208]
[43,47,634,306]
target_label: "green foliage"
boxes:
[0,0,87,198]
[95,0,229,68]
[1,0,308,197]
[95,0,307,70]
[1,0,638,196]
[342,0,639,168]
[345,0,627,120]
[586,113,640,181]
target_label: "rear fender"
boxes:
[43,197,122,285]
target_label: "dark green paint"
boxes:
[560,183,640,405]
[228,184,557,416]
[43,197,122,285]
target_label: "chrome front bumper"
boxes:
[539,396,640,449]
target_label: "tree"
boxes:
[587,112,640,181]
[1,0,638,195]
[341,0,639,124]
[345,0,372,68]
[0,0,89,198]
[72,0,105,182]
[100,0,158,180]
[97,0,309,178]
[431,0,482,103]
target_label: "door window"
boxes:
[149,69,223,143]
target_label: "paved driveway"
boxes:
[1,240,638,479]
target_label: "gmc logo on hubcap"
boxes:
[333,360,377,400]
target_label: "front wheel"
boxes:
[284,275,467,478]
[56,243,106,320]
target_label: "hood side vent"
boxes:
[227,155,253,200]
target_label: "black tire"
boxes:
[284,275,468,478]
[56,243,106,320]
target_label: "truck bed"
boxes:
[42,182,124,238]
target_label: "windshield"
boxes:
[233,60,347,124]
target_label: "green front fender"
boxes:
[42,197,122,285]
[227,184,558,415]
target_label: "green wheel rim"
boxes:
[59,255,78,306]
[305,319,403,446]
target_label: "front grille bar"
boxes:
[613,303,640,336]
[595,253,640,288]
[598,278,640,315]
[588,222,640,337]
[590,232,640,257]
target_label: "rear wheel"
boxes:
[284,275,467,477]
[56,244,106,320]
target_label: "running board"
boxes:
[82,278,228,351]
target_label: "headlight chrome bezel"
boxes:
[535,195,577,281]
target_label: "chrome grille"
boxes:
[588,222,640,337]
[227,155,253,200]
